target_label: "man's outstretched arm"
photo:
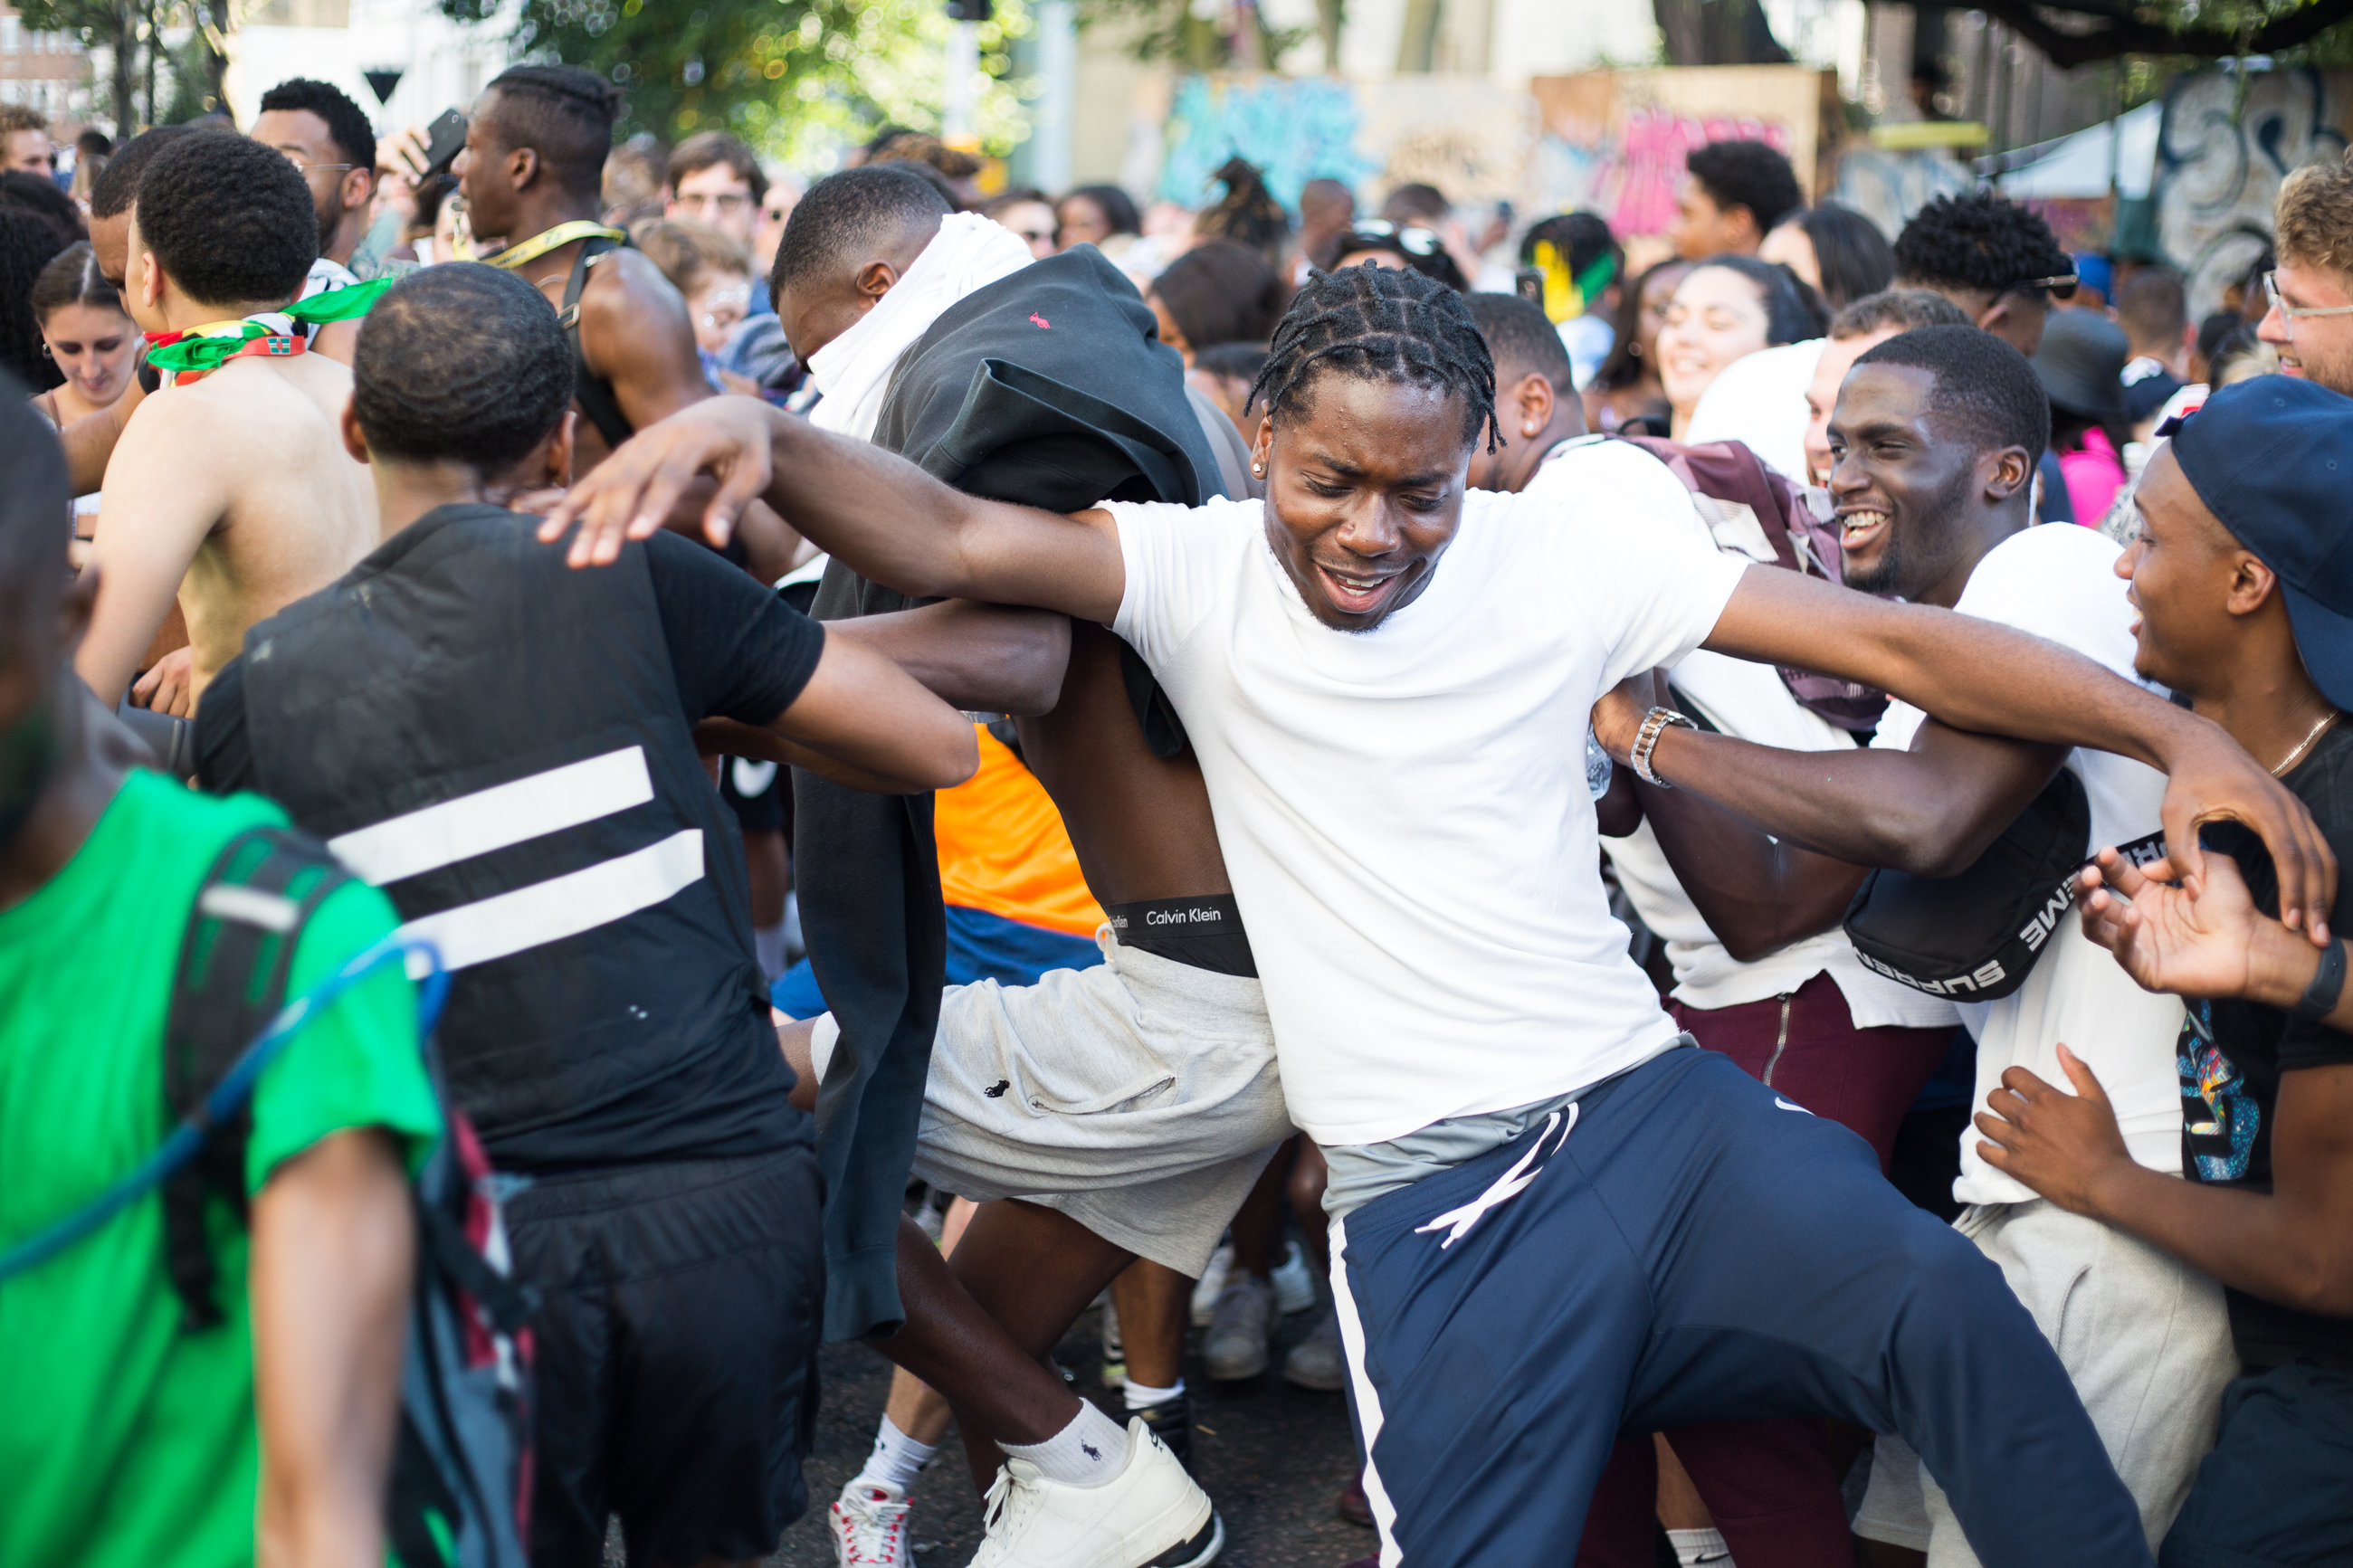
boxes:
[1677,565,2336,942]
[697,603,1070,771]
[538,396,1128,624]
[1597,670,2067,959]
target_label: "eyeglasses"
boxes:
[2263,271,2353,322]
[277,148,356,176]
[674,191,752,215]
[2004,271,2079,301]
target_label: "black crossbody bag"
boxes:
[1843,768,2165,1001]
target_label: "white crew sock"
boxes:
[753,921,788,982]
[1000,1402,1130,1487]
[1123,1375,1183,1411]
[1666,1525,1734,1566]
[850,1414,937,1496]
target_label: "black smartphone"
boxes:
[420,107,469,177]
[1515,266,1545,306]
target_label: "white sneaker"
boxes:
[1202,1275,1272,1381]
[966,1418,1222,1568]
[1282,1306,1347,1392]
[831,1478,912,1566]
[1188,1244,1234,1327]
[1270,1240,1317,1316]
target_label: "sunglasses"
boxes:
[2005,271,2079,301]
[1340,220,1444,258]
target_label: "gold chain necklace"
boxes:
[2272,709,2341,776]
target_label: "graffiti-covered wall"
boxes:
[2156,67,2352,319]
[1141,66,1843,240]
[1525,68,1835,238]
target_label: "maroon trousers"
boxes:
[1573,972,1956,1568]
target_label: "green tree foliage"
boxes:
[443,0,1034,163]
[16,0,162,134]
[1079,0,1314,71]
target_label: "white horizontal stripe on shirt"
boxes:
[329,746,653,887]
[397,829,705,978]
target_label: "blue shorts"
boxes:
[1329,1046,2150,1568]
[770,903,1102,1020]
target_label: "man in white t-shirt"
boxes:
[1604,324,2241,1564]
[546,266,2332,1568]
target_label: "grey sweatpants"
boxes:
[1854,1198,2236,1562]
[810,927,1292,1275]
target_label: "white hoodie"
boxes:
[805,212,1035,444]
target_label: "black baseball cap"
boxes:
[2170,375,2353,709]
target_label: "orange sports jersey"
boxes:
[933,725,1106,938]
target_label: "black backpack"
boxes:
[0,825,536,1568]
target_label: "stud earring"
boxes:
[1522,423,1539,437]
[1252,461,1264,475]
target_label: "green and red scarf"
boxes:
[144,276,395,378]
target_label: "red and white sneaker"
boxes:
[831,1478,912,1566]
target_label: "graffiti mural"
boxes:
[1527,68,1834,239]
[1155,75,1377,209]
[2155,67,2349,319]
[1605,110,1792,234]
[1830,145,1971,241]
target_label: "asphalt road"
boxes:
[762,1297,1372,1568]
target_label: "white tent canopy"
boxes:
[1994,100,2162,200]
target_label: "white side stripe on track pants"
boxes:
[1328,1213,1405,1568]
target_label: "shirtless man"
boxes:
[672,167,1281,1567]
[453,65,708,475]
[75,130,376,717]
[54,123,369,513]
[452,65,798,576]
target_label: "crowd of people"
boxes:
[2,66,2350,1568]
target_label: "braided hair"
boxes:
[1195,157,1290,262]
[1247,261,1499,453]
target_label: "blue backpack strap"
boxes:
[161,826,353,1329]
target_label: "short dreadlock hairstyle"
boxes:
[1250,261,1498,452]
[353,263,573,472]
[481,64,623,202]
[1892,191,2071,301]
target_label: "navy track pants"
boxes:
[1329,1046,2151,1568]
